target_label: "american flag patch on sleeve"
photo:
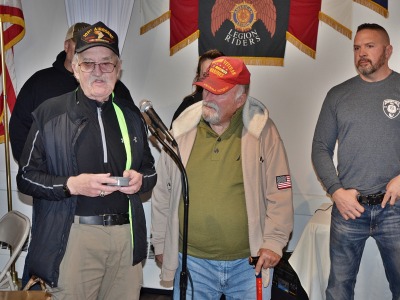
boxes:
[276,175,292,190]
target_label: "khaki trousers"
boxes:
[49,223,143,300]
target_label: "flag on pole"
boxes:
[0,0,25,143]
[319,0,352,39]
[353,0,388,17]
[286,0,322,59]
[170,0,198,56]
[139,0,169,35]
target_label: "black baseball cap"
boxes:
[75,21,119,57]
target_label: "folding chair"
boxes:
[0,211,30,290]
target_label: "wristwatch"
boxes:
[63,178,71,198]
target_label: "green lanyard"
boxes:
[112,94,134,248]
[112,100,131,169]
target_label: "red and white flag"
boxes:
[0,0,25,143]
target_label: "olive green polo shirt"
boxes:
[179,106,250,260]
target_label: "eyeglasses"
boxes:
[78,61,117,73]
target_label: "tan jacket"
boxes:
[151,97,293,282]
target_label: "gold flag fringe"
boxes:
[140,11,171,35]
[353,0,388,17]
[318,12,352,39]
[286,32,316,59]
[240,56,284,66]
[1,15,25,50]
[170,30,200,56]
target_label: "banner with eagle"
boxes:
[199,0,290,66]
[140,0,389,65]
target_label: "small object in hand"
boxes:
[248,256,259,266]
[107,176,130,187]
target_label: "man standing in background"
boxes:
[170,49,224,125]
[312,23,400,299]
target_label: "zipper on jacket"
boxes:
[97,106,108,163]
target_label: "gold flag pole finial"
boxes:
[0,15,19,287]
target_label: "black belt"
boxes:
[357,192,385,205]
[75,213,130,226]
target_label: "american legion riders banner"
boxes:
[140,0,389,66]
[198,0,290,66]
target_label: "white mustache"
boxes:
[203,102,219,111]
[89,76,107,84]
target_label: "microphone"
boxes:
[140,99,177,146]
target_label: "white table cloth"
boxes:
[289,203,391,300]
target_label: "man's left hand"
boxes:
[255,248,281,275]
[118,170,143,194]
[383,175,400,207]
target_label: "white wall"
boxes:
[1,0,400,286]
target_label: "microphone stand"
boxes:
[146,123,190,300]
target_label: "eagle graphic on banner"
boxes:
[211,0,276,38]
[140,0,390,64]
[199,0,289,65]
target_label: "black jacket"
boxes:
[16,88,157,287]
[9,51,136,161]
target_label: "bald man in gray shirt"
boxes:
[312,23,400,300]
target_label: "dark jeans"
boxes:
[326,202,400,300]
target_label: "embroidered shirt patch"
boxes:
[276,175,292,190]
[383,99,400,119]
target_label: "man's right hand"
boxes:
[332,188,365,220]
[155,254,163,266]
[67,173,120,197]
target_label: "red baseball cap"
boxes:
[194,56,250,95]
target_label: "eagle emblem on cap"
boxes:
[211,0,276,37]
[93,30,105,40]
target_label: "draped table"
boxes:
[288,203,391,300]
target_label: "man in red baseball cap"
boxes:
[194,56,251,94]
[151,56,293,299]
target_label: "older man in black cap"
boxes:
[9,22,136,163]
[17,21,156,300]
